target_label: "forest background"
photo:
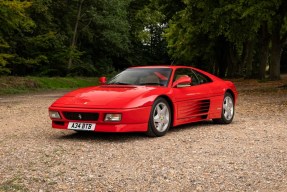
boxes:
[1,0,287,80]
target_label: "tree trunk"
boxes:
[214,60,219,76]
[269,0,287,80]
[270,28,282,80]
[216,36,228,78]
[243,41,254,78]
[68,0,84,70]
[259,22,270,80]
[227,45,239,77]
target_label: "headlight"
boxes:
[105,114,122,122]
[49,111,61,119]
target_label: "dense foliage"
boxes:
[0,0,287,79]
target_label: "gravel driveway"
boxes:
[0,80,287,192]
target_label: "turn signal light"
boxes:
[49,111,61,119]
[105,114,122,122]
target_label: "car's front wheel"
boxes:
[146,98,171,137]
[213,92,235,124]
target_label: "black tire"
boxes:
[213,92,235,124]
[146,98,171,137]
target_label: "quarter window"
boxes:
[191,69,212,84]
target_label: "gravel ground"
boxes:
[0,79,287,192]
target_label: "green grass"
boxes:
[0,177,28,192]
[0,76,99,95]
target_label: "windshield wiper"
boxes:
[139,83,164,86]
[108,82,132,85]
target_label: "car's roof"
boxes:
[130,65,193,69]
[130,65,222,82]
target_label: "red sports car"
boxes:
[49,66,238,137]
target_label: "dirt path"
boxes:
[0,82,287,191]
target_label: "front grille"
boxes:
[63,112,99,121]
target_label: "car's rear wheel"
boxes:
[146,98,171,137]
[213,92,234,124]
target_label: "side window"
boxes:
[173,68,199,86]
[191,69,212,84]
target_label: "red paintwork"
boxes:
[49,66,238,132]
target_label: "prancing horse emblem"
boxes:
[78,114,82,119]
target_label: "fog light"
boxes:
[105,114,122,122]
[49,111,61,119]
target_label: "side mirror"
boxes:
[172,76,192,87]
[99,76,107,85]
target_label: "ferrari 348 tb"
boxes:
[49,66,238,137]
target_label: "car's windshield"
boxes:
[108,68,172,87]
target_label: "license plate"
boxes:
[68,122,96,131]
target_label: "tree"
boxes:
[133,0,170,64]
[162,0,287,79]
[0,0,34,75]
[62,0,132,75]
[1,0,133,76]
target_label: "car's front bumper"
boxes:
[49,106,151,132]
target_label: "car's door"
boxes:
[171,68,213,122]
[191,68,225,119]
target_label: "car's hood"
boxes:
[51,85,162,109]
